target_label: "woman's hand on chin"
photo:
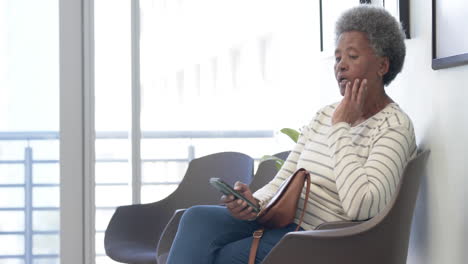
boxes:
[332,78,367,126]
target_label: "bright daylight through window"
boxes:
[0,0,60,264]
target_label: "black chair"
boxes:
[104,152,254,264]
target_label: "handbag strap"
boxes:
[248,173,311,264]
[295,173,311,231]
[248,228,264,264]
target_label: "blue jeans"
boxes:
[166,205,303,264]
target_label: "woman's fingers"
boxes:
[233,181,249,193]
[224,181,259,220]
[351,79,360,101]
[346,78,366,104]
[332,78,368,125]
[226,199,258,220]
[236,202,258,220]
[344,81,352,100]
[230,200,248,214]
[234,181,258,205]
[357,79,367,105]
[237,205,254,217]
[220,194,235,204]
[228,199,242,212]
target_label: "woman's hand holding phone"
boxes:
[220,181,260,221]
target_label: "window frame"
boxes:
[59,0,95,263]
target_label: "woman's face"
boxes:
[334,31,387,96]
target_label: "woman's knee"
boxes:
[179,205,228,229]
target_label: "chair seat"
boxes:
[107,242,157,263]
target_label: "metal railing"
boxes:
[0,132,60,263]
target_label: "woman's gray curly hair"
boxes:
[335,5,406,86]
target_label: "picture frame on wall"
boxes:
[369,0,410,39]
[319,0,410,54]
[319,0,359,54]
[432,0,468,70]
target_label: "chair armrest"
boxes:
[260,229,357,264]
[315,220,364,230]
[156,209,187,264]
[261,220,381,264]
[105,203,157,246]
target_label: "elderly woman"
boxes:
[167,5,416,264]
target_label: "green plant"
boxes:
[260,128,300,170]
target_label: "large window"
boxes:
[0,0,60,263]
[94,0,132,263]
[94,0,322,263]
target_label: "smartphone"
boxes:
[209,178,260,213]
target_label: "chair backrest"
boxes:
[260,150,430,264]
[362,149,430,263]
[319,149,430,264]
[162,151,255,211]
[249,151,290,192]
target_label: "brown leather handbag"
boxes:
[248,168,311,264]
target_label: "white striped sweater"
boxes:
[253,102,417,230]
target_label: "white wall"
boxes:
[315,0,468,263]
[402,1,468,263]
